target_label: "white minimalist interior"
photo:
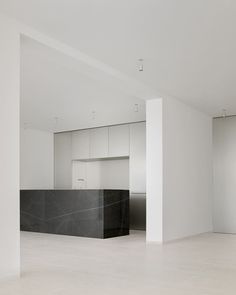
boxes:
[54,122,146,191]
[1,1,236,294]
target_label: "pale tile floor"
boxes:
[0,231,236,294]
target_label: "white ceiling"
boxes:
[1,0,236,123]
[20,36,145,132]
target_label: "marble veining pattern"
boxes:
[20,189,129,239]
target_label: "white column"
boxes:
[0,15,20,279]
[146,98,164,242]
[146,97,213,243]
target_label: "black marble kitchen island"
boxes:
[20,189,129,239]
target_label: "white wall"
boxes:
[163,97,213,242]
[146,99,163,242]
[72,158,129,190]
[0,15,20,279]
[20,128,54,189]
[146,97,213,242]
[213,117,236,233]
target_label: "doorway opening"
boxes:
[20,35,147,241]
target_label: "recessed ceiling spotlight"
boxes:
[138,59,144,72]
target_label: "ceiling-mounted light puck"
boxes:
[138,59,144,72]
[92,111,96,120]
[134,104,139,112]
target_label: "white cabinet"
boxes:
[54,132,72,189]
[108,124,130,157]
[54,122,146,193]
[89,127,109,159]
[129,122,146,193]
[72,161,87,189]
[72,130,90,160]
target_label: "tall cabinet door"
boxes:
[129,122,146,193]
[108,124,130,157]
[72,130,90,160]
[89,127,109,159]
[54,132,72,189]
[72,161,87,189]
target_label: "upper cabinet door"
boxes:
[72,130,90,160]
[108,125,130,157]
[90,127,109,159]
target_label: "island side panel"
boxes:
[103,190,129,238]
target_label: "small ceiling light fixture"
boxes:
[92,111,96,120]
[222,109,227,118]
[138,58,144,72]
[53,116,60,131]
[54,117,59,124]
